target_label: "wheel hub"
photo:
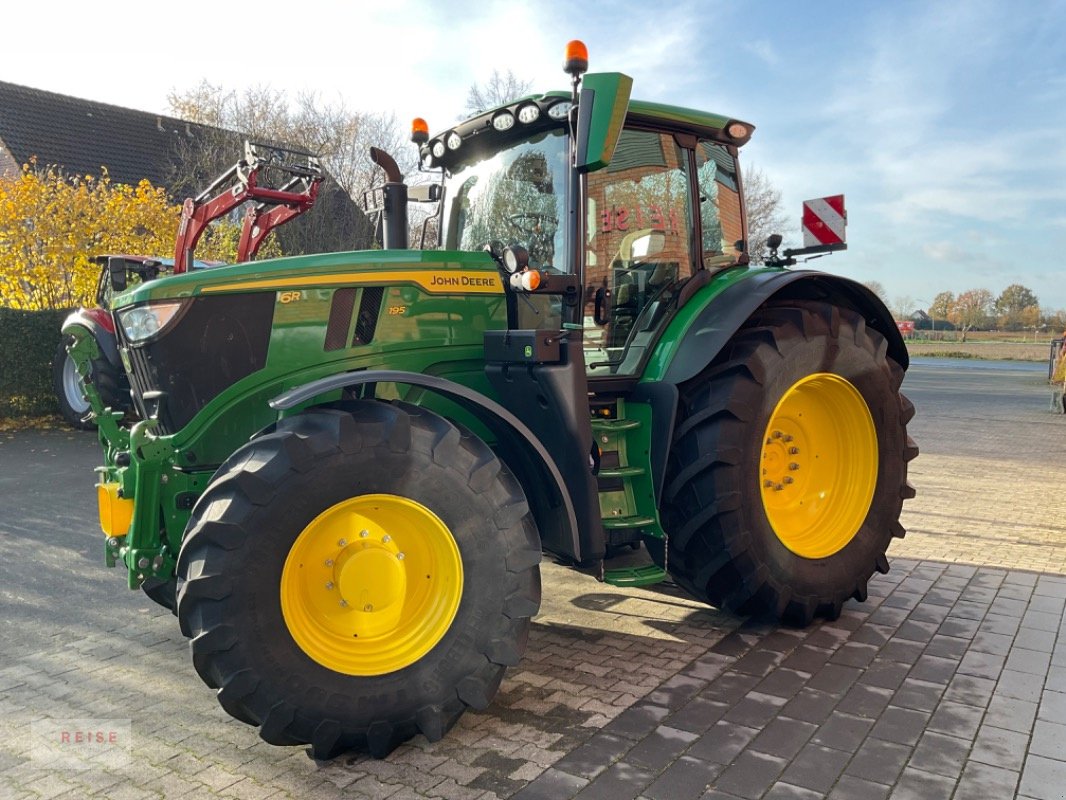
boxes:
[280,494,463,676]
[759,373,878,559]
[332,534,407,637]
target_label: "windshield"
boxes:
[440,129,569,271]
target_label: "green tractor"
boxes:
[65,41,916,759]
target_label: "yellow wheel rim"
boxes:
[759,373,878,559]
[280,494,463,676]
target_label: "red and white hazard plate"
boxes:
[802,195,846,247]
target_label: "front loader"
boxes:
[64,40,916,759]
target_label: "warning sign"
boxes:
[802,195,846,247]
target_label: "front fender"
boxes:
[270,370,584,563]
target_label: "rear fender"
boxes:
[270,370,583,563]
[661,269,906,385]
[639,269,907,497]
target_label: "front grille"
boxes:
[123,293,274,433]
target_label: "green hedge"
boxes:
[0,307,69,416]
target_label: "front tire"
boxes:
[176,402,541,758]
[657,300,917,625]
[52,339,93,429]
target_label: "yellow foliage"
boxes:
[0,165,281,310]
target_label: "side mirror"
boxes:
[108,258,128,292]
[766,234,783,251]
[734,239,746,253]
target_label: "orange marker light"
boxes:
[564,39,589,76]
[411,117,429,145]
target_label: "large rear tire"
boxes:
[176,402,541,758]
[656,300,917,626]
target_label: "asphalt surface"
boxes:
[1,360,1065,799]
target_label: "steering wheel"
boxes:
[507,213,554,236]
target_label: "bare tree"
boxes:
[863,281,887,300]
[166,82,419,254]
[890,294,917,320]
[464,70,533,116]
[743,166,789,264]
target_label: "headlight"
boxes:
[118,301,184,343]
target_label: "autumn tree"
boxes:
[948,288,993,341]
[743,166,789,264]
[929,291,954,322]
[464,70,533,116]
[0,165,251,310]
[993,283,1040,331]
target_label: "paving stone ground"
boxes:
[2,359,1065,799]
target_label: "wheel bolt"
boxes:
[397,553,405,561]
[764,479,774,487]
[363,603,373,612]
[339,599,348,607]
[765,438,773,445]
[774,483,783,491]
[783,434,794,442]
[789,463,800,471]
[359,530,369,538]
[382,535,391,543]
[772,430,782,439]
[338,539,347,547]
[784,476,794,484]
[325,559,334,567]
[789,447,800,454]
[325,581,334,590]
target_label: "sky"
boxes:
[2,0,1064,311]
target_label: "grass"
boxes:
[905,340,1051,362]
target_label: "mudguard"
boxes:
[61,308,122,370]
[663,269,906,385]
[639,269,907,498]
[270,370,584,563]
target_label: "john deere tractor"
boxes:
[65,41,916,758]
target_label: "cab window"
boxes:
[695,140,744,267]
[583,129,694,375]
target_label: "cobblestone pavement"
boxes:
[2,359,1065,799]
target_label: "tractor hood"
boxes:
[110,249,504,309]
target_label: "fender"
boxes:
[662,269,907,385]
[638,269,907,498]
[270,370,584,563]
[61,308,122,369]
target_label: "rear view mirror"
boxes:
[108,258,128,292]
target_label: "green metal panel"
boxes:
[640,266,788,383]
